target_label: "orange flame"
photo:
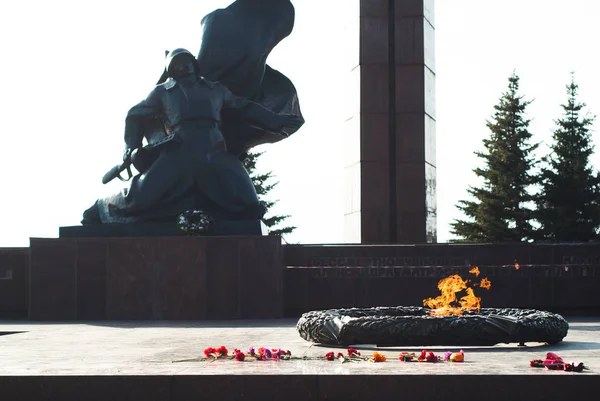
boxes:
[459,288,481,310]
[479,278,491,290]
[515,263,520,270]
[423,274,482,316]
[469,267,481,277]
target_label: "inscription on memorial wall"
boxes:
[0,268,13,280]
[561,255,600,265]
[290,254,600,269]
[294,265,596,279]
[303,257,478,268]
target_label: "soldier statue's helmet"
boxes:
[165,48,198,77]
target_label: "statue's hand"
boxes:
[123,148,134,163]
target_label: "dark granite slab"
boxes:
[76,240,108,320]
[105,237,210,320]
[28,236,283,321]
[0,248,29,318]
[29,239,78,321]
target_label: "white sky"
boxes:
[0,0,599,247]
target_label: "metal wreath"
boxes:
[296,306,569,346]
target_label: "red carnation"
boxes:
[348,348,361,357]
[543,352,564,369]
[325,352,335,361]
[426,352,439,362]
[204,347,216,358]
[235,352,245,362]
[217,346,228,357]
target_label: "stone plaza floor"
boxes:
[1,318,599,376]
[0,317,598,400]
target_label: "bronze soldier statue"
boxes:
[157,0,304,158]
[82,48,302,225]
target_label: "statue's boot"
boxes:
[81,201,102,225]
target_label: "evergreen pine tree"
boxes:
[451,72,539,242]
[243,151,296,237]
[535,74,600,241]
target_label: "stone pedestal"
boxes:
[59,220,267,238]
[28,236,283,321]
[344,0,436,244]
[0,248,29,318]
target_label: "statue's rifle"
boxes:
[101,134,179,185]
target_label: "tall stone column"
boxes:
[344,0,436,244]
